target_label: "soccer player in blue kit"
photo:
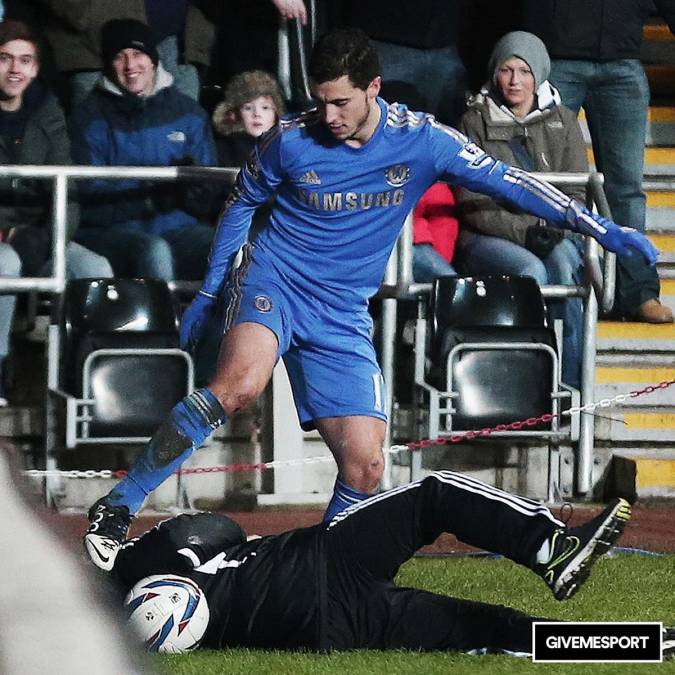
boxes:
[85,27,658,572]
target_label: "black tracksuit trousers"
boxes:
[322,470,561,652]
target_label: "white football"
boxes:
[124,574,210,653]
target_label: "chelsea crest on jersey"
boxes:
[202,98,581,306]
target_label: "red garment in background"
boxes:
[412,182,459,263]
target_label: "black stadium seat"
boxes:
[414,275,575,444]
[50,278,193,446]
[61,278,180,393]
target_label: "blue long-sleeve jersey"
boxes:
[202,98,603,306]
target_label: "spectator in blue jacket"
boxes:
[70,19,219,281]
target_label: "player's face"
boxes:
[0,40,38,110]
[311,74,382,148]
[495,56,535,117]
[112,48,156,97]
[239,95,277,137]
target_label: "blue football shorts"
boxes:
[222,248,387,431]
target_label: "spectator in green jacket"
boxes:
[0,20,112,406]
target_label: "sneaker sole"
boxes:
[664,643,675,661]
[84,533,120,572]
[553,498,631,601]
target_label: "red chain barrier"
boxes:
[34,379,674,479]
[406,379,675,451]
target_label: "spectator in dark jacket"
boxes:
[70,19,218,281]
[521,0,675,324]
[0,20,112,405]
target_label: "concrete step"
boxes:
[646,190,675,231]
[641,147,675,175]
[593,406,675,442]
[608,453,675,500]
[642,22,675,80]
[596,320,675,351]
[645,64,675,99]
[659,265,675,280]
[594,365,675,406]
[650,232,675,263]
[580,107,675,147]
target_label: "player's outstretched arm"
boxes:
[440,133,660,265]
[562,200,659,264]
[490,166,657,264]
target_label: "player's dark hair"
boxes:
[0,20,41,62]
[309,27,380,90]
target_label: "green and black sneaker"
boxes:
[536,497,631,601]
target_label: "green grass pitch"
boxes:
[157,554,675,675]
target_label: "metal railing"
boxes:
[277,0,317,109]
[0,164,235,505]
[0,164,237,295]
[379,171,616,496]
[0,164,614,499]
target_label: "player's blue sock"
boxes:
[323,477,372,522]
[108,388,226,514]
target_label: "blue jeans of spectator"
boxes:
[372,41,468,126]
[75,225,213,281]
[0,243,21,362]
[413,244,456,283]
[0,241,112,360]
[68,35,200,109]
[549,59,659,313]
[457,231,584,389]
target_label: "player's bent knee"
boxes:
[210,375,263,416]
[342,453,384,493]
[369,453,385,479]
[216,389,257,416]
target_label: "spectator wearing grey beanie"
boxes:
[488,31,550,96]
[454,31,588,389]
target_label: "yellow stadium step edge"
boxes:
[595,366,675,385]
[649,232,675,252]
[597,321,675,340]
[662,278,675,297]
[646,191,675,208]
[643,22,675,43]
